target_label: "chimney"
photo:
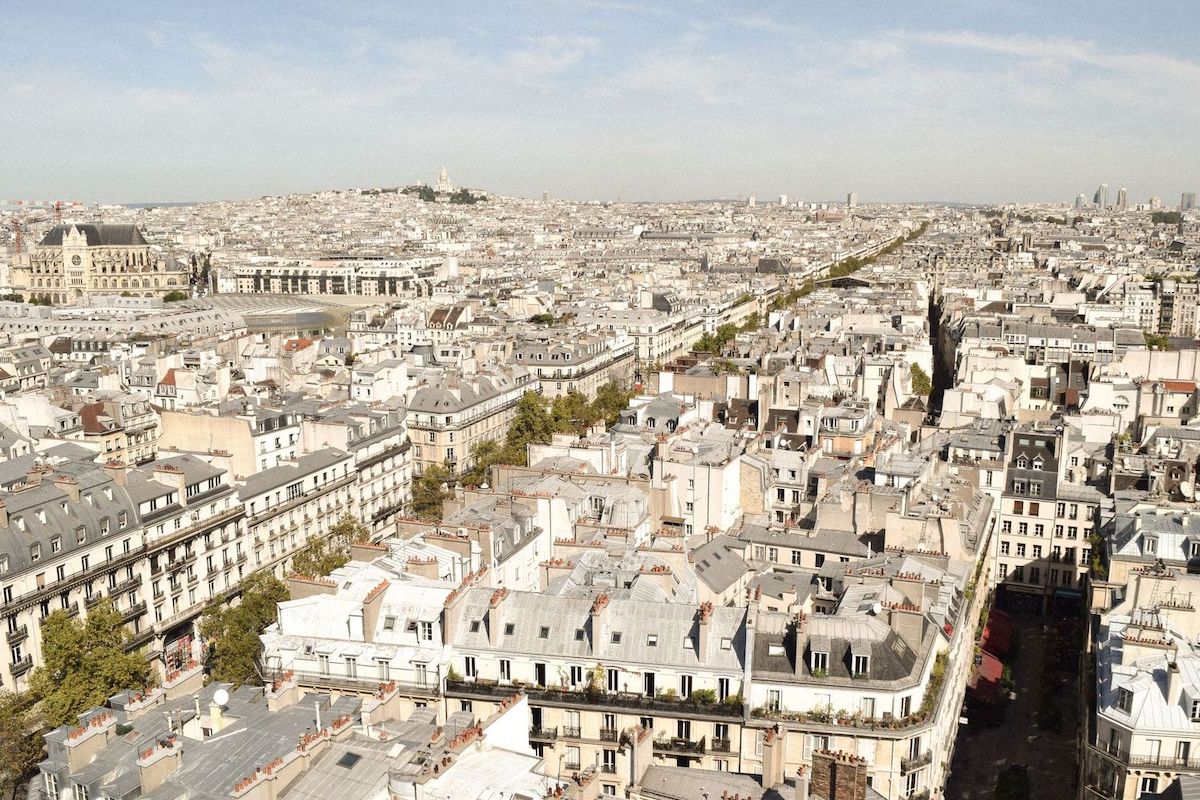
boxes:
[0,500,8,528]
[1169,660,1184,706]
[137,737,182,794]
[795,765,811,800]
[487,588,509,648]
[361,580,388,644]
[887,603,927,649]
[52,474,80,503]
[25,465,48,487]
[761,726,786,788]
[102,460,127,487]
[154,464,187,499]
[697,602,713,663]
[792,613,807,677]
[589,593,610,655]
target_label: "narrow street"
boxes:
[945,615,1083,799]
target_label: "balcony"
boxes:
[529,726,558,741]
[266,668,441,698]
[444,679,744,719]
[121,601,148,622]
[710,737,731,753]
[901,750,933,774]
[5,625,28,646]
[599,728,618,742]
[10,655,33,676]
[600,763,617,774]
[561,726,582,739]
[654,736,706,756]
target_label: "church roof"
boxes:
[38,224,149,247]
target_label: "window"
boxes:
[646,634,657,647]
[383,616,396,631]
[345,657,357,678]
[1012,480,1026,495]
[539,626,550,639]
[767,690,781,712]
[318,654,330,675]
[464,656,476,678]
[570,665,583,686]
[607,668,618,692]
[499,659,511,681]
[574,628,585,641]
[420,621,433,641]
[1028,502,1039,516]
[1029,482,1041,497]
[611,632,622,645]
[852,655,870,676]
[1002,520,1012,534]
[810,650,828,672]
[1141,777,1159,796]
[51,536,61,553]
[469,620,481,633]
[1018,522,1028,536]
[504,623,515,636]
[791,550,802,565]
[1013,501,1024,515]
[1000,541,1010,555]
[720,637,732,650]
[643,671,656,697]
[1190,700,1200,722]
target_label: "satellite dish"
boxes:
[1182,481,1195,500]
[212,688,229,707]
[871,602,883,616]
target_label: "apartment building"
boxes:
[995,425,1095,609]
[158,403,302,477]
[238,448,358,578]
[1083,567,1200,800]
[444,589,750,792]
[511,333,635,399]
[406,366,537,476]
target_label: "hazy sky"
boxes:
[2,2,1198,205]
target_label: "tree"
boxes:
[412,464,453,520]
[910,363,933,396]
[162,290,189,302]
[528,313,556,325]
[551,391,593,435]
[460,439,503,488]
[290,514,370,577]
[0,691,40,800]
[29,599,152,727]
[199,571,289,687]
[592,381,633,426]
[1144,332,1171,351]
[504,391,555,464]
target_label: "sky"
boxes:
[1,1,1198,205]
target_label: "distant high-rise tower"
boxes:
[1150,196,1163,210]
[847,192,859,208]
[747,195,756,207]
[1075,194,1087,211]
[1094,183,1109,208]
[1116,187,1128,211]
[1183,192,1197,211]
[779,194,788,206]
[542,190,550,202]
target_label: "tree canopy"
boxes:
[910,363,933,396]
[198,571,289,687]
[412,464,453,520]
[29,599,152,727]
[0,691,41,798]
[290,514,370,577]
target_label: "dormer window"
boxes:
[646,634,658,647]
[1145,536,1158,555]
[852,654,870,676]
[1192,700,1200,721]
[1031,457,1045,471]
[810,650,829,673]
[1116,687,1134,713]
[1016,456,1028,469]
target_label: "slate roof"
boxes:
[38,224,150,247]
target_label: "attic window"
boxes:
[1192,700,1200,721]
[504,623,516,636]
[611,632,623,645]
[383,616,396,631]
[811,651,829,672]
[574,628,586,641]
[1015,456,1028,469]
[406,621,418,633]
[852,654,870,677]
[469,620,481,633]
[1031,457,1045,470]
[768,644,785,657]
[1116,687,1133,713]
[646,634,658,647]
[539,626,550,639]
[720,637,732,650]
